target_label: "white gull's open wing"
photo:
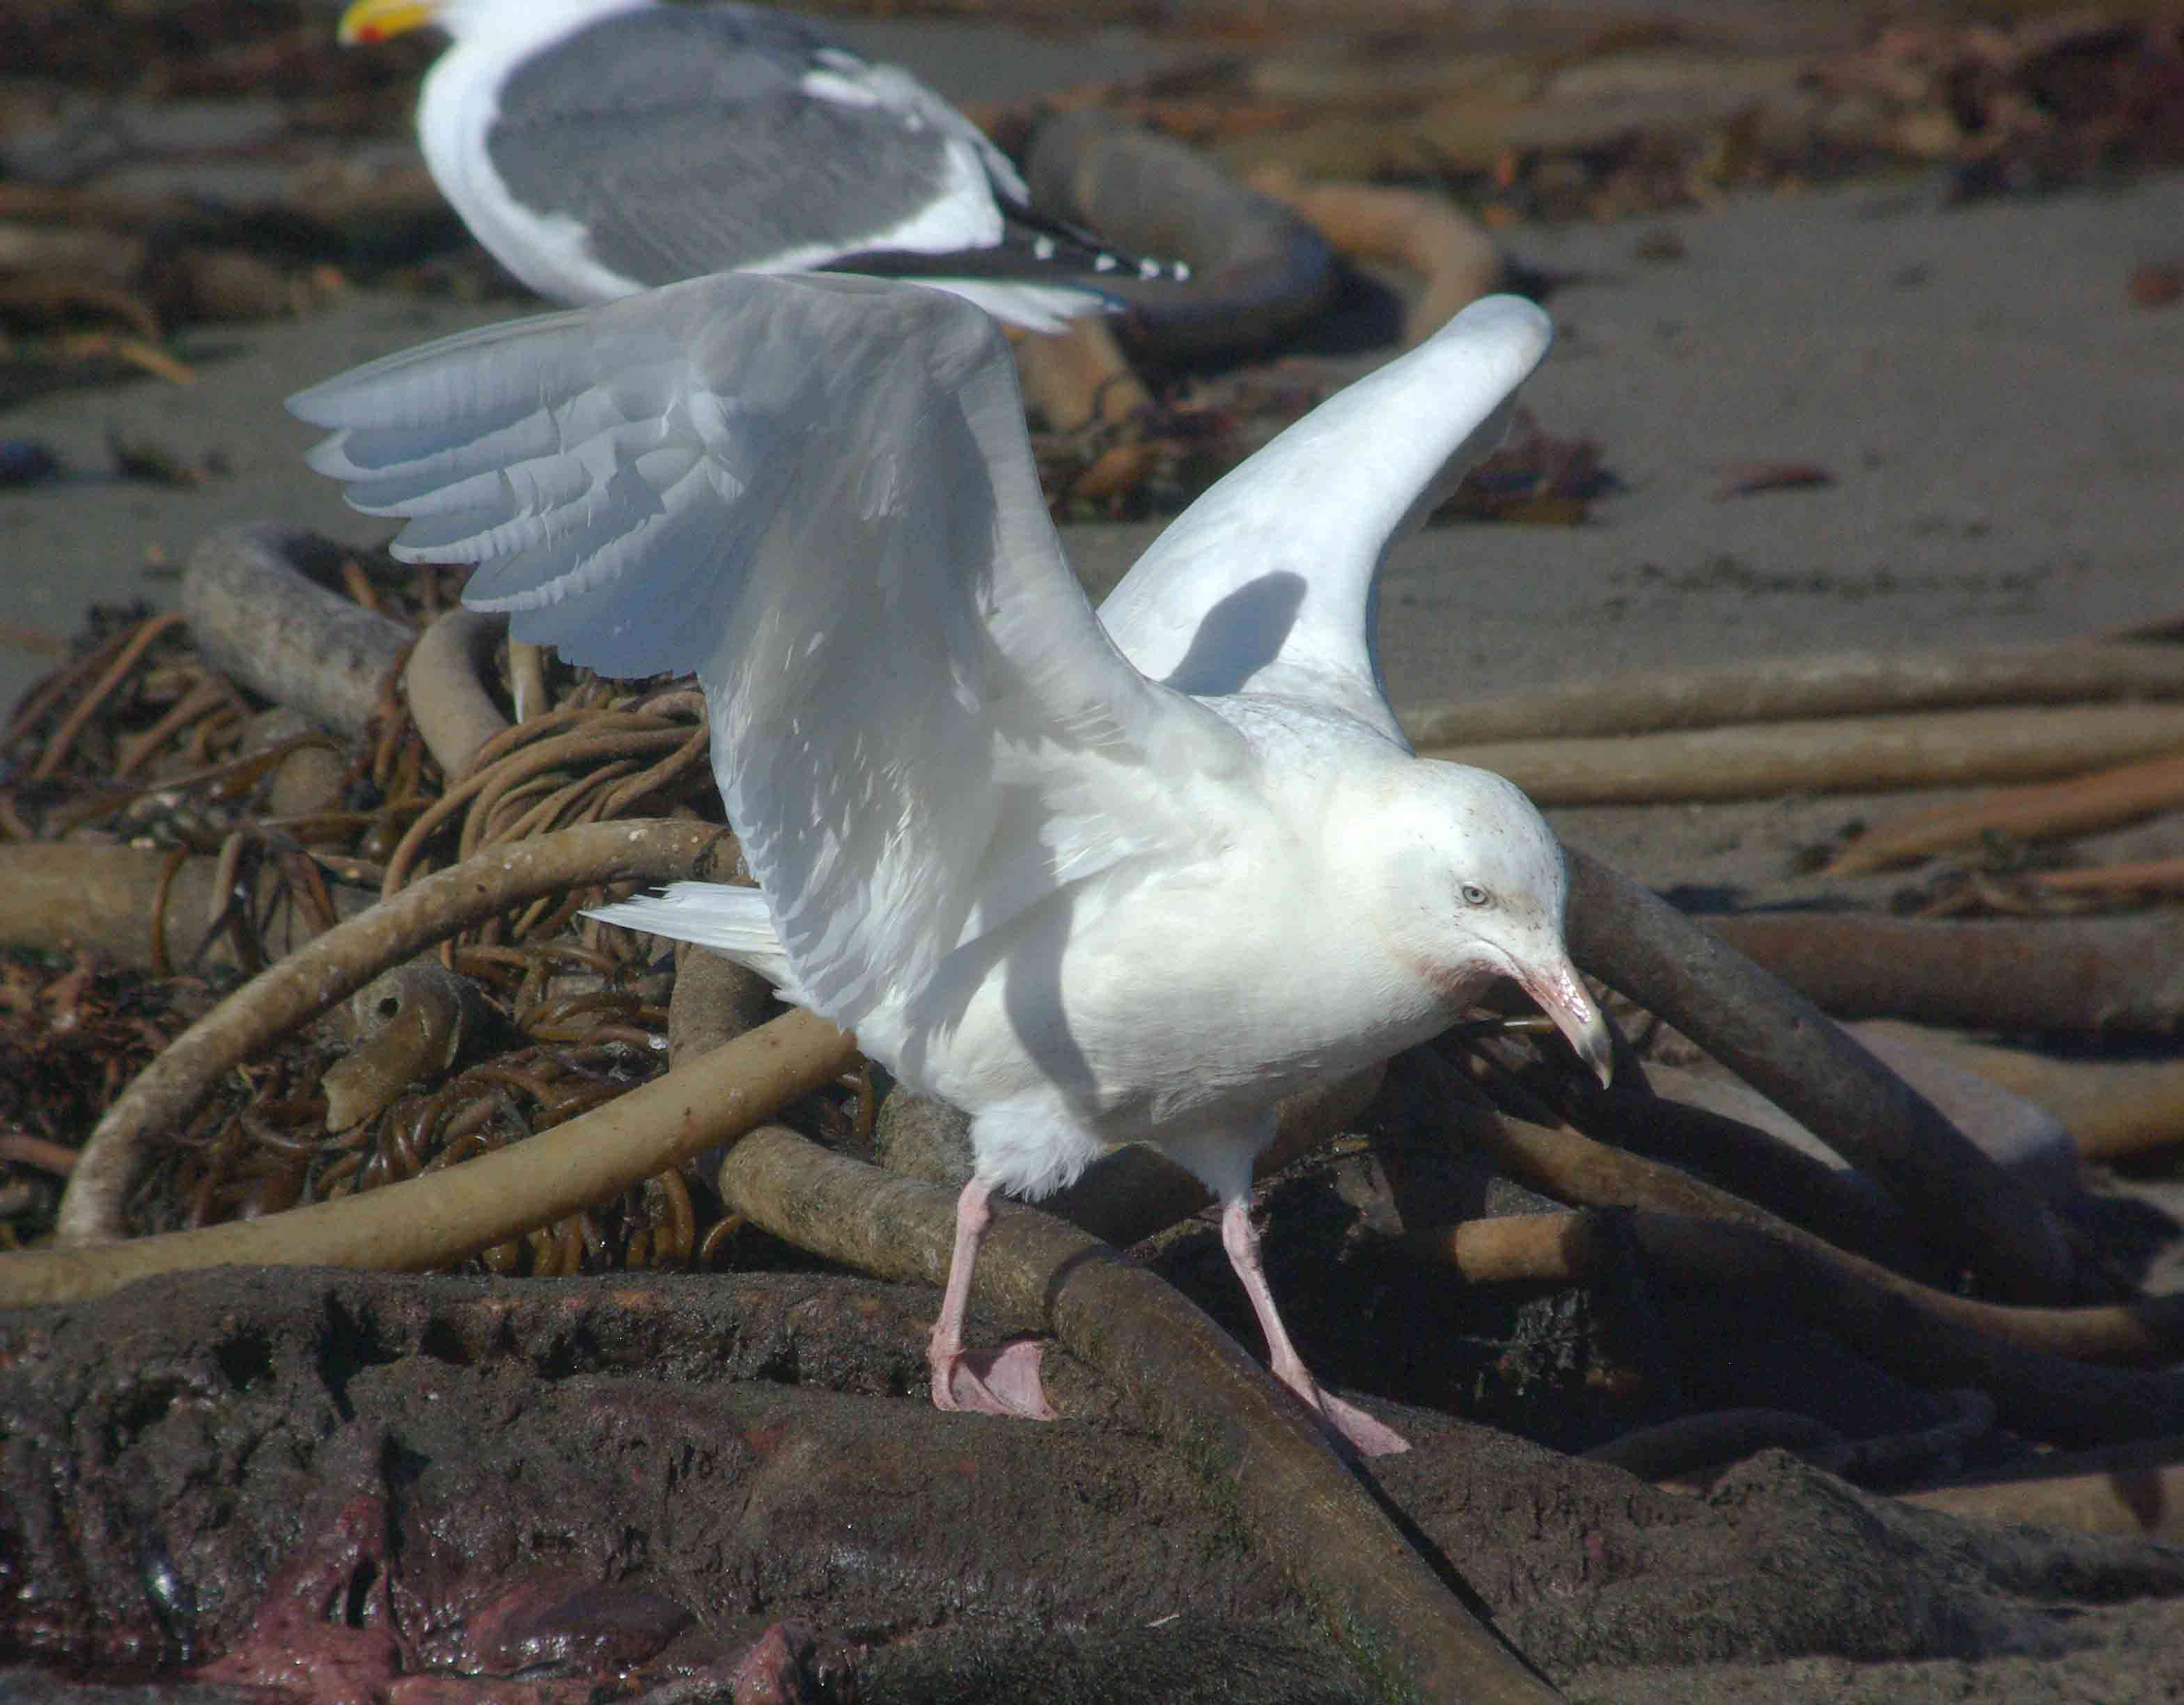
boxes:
[290,270,1246,1029]
[1095,294,1552,742]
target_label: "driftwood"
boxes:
[1848,1024,2184,1163]
[0,840,373,972]
[1562,848,2077,1302]
[1430,1087,2175,1367]
[1424,703,2184,805]
[715,1123,1560,1705]
[49,818,735,1246]
[668,940,781,1068]
[1401,640,2184,747]
[1246,166,1504,343]
[1409,1209,2184,1446]
[1582,1408,1845,1479]
[318,963,488,1131]
[1701,911,2184,1036]
[180,522,412,743]
[2027,855,2184,898]
[0,1009,855,1309]
[1901,1440,2184,1543]
[1549,1070,1931,1275]
[1827,747,2184,874]
[1013,317,1154,435]
[404,607,511,780]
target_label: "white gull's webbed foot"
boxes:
[923,1178,1059,1422]
[930,1339,1059,1422]
[1289,1376,1410,1458]
[1218,1194,1410,1457]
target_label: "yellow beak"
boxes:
[338,0,443,45]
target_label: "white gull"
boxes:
[288,274,1609,1457]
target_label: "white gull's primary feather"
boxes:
[290,271,1249,1042]
[290,275,1598,1456]
[1098,295,1551,742]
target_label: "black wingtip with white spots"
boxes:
[827,206,1190,298]
[1008,203,1192,285]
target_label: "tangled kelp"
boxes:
[0,531,879,1275]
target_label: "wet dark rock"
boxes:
[187,1494,401,1700]
[0,1268,1306,1689]
[0,1676,267,1703]
[721,1623,856,1705]
[858,1623,1368,1704]
[456,1572,693,1673]
[1375,1433,2184,1676]
[3,1255,2181,1701]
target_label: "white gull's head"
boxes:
[1348,760,1612,1086]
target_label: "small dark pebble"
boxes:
[1711,460,1835,501]
[0,439,61,487]
[106,427,201,488]
[2128,261,2182,309]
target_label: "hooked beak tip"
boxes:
[1522,962,1613,1089]
[1577,1018,1614,1089]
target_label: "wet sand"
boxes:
[6,167,2178,902]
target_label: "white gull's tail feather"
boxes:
[584,882,804,1001]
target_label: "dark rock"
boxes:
[3,1254,2180,1701]
[0,1268,1306,1689]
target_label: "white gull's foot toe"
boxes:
[930,1339,1059,1422]
[1313,1389,1410,1457]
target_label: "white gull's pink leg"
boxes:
[928,1177,1057,1422]
[1219,1196,1409,1456]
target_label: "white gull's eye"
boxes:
[1460,882,1491,908]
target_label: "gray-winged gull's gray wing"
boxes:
[349,0,1183,330]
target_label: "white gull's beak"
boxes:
[1519,958,1614,1088]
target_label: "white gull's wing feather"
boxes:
[290,270,1247,1030]
[1096,295,1552,741]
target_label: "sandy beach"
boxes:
[6,165,2179,901]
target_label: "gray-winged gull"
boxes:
[289,273,1608,1457]
[337,0,1185,332]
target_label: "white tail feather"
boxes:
[584,882,802,999]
